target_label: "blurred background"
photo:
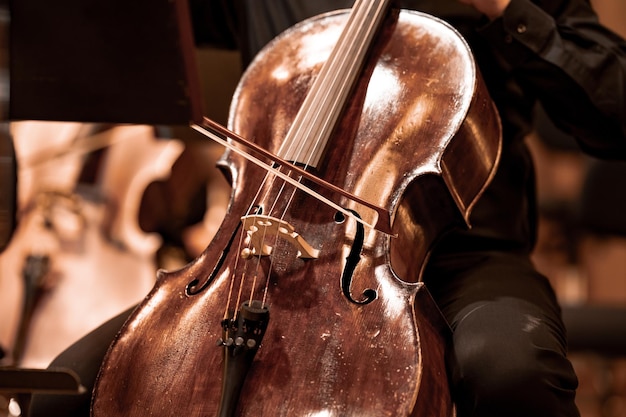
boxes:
[526,2,626,416]
[0,1,625,416]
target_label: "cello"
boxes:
[92,0,501,415]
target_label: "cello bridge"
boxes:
[240,214,319,259]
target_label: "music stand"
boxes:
[0,368,84,394]
[1,0,204,394]
[9,0,204,125]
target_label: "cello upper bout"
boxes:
[229,9,501,283]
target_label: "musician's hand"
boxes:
[458,0,511,20]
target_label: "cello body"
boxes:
[92,9,500,417]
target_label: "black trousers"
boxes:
[28,250,580,417]
[423,250,580,417]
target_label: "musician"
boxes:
[29,0,626,416]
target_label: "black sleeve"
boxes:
[479,0,626,159]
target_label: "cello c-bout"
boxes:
[92,3,501,416]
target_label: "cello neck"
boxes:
[277,0,392,167]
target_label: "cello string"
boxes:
[275,0,389,168]
[248,175,290,305]
[271,0,382,168]
[259,0,389,225]
[268,0,387,213]
[256,0,391,302]
[223,212,253,319]
[235,164,298,310]
[261,168,301,307]
[223,175,273,318]
[217,0,392,315]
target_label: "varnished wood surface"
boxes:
[92,9,500,417]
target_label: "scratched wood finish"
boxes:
[92,9,500,417]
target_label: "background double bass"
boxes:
[92,1,501,416]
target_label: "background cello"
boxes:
[0,122,184,417]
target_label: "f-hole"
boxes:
[341,209,376,305]
[185,206,263,296]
